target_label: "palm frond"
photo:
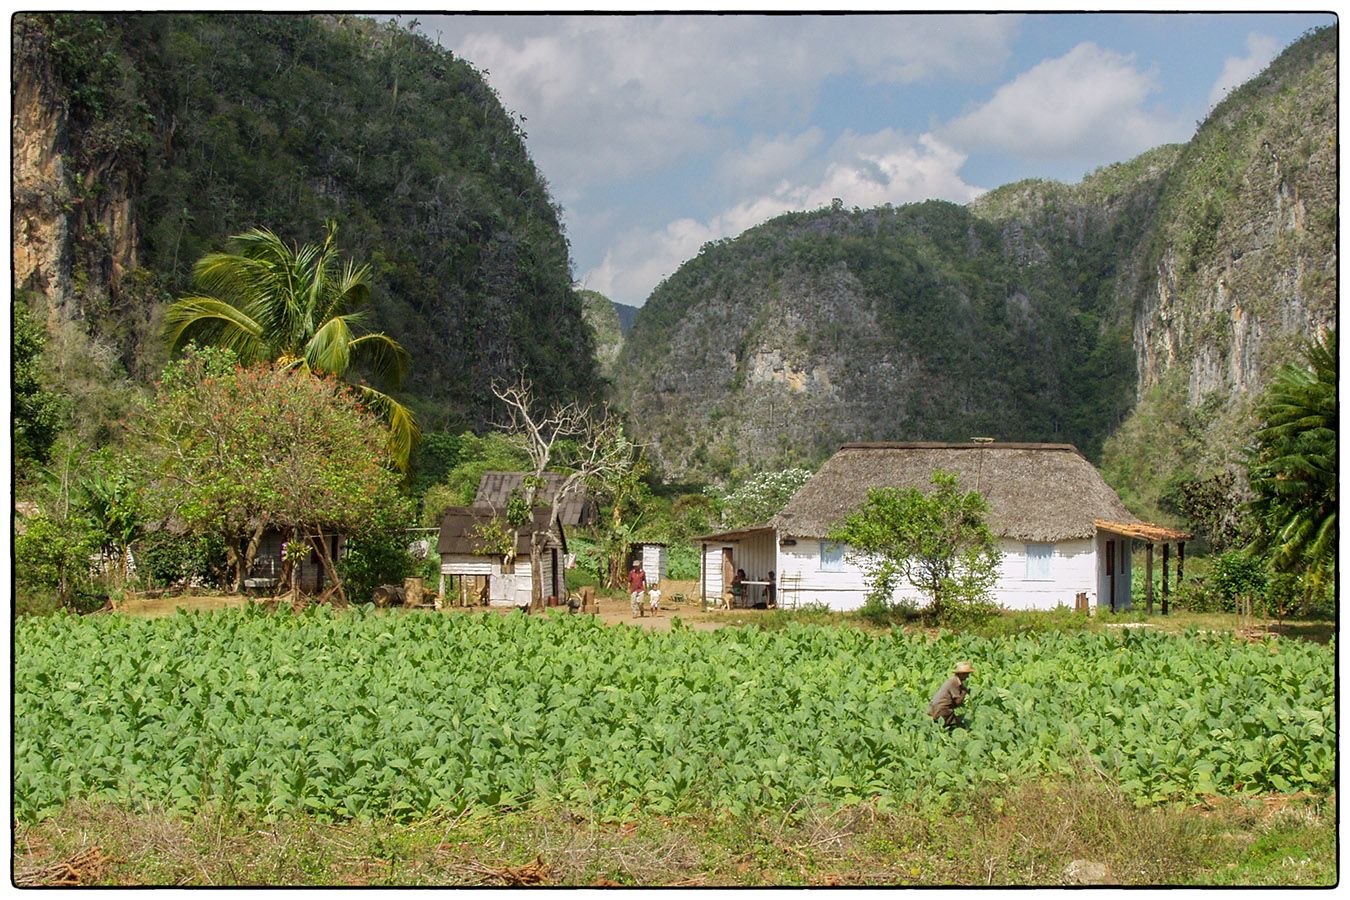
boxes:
[305,315,354,377]
[348,332,411,388]
[350,383,421,472]
[164,296,266,361]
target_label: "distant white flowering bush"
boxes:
[721,468,813,528]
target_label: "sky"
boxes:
[398,11,1335,307]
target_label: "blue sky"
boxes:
[400,12,1334,307]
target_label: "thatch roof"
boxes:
[436,507,566,557]
[772,442,1145,543]
[473,472,597,526]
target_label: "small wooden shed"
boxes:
[436,506,568,606]
[628,542,668,584]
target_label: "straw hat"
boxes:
[954,661,975,674]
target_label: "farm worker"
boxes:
[628,561,647,616]
[928,661,974,729]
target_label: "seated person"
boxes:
[729,569,746,607]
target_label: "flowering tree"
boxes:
[131,347,408,601]
[721,468,813,528]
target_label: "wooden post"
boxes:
[438,572,446,604]
[1177,542,1185,584]
[1145,542,1154,615]
[1161,543,1170,615]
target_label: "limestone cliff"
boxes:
[614,27,1336,499]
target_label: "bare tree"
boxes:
[493,377,635,611]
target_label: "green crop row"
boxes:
[14,609,1335,822]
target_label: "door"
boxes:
[1106,540,1116,612]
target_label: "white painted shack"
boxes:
[697,442,1190,613]
[630,542,668,584]
[436,507,567,606]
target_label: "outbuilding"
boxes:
[435,506,568,607]
[697,442,1189,613]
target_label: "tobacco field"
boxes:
[14,609,1336,823]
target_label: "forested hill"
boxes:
[614,27,1336,491]
[12,13,601,428]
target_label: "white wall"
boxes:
[995,538,1097,610]
[440,553,555,604]
[775,540,875,611]
[640,545,667,583]
[776,536,1101,612]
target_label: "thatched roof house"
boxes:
[473,472,597,526]
[697,441,1188,614]
[772,442,1144,542]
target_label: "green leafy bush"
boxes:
[664,543,700,580]
[1169,578,1222,614]
[135,531,226,590]
[14,513,98,610]
[1210,551,1268,608]
[337,531,420,605]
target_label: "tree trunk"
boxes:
[529,530,546,612]
[236,522,267,594]
[310,531,346,606]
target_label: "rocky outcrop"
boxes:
[12,20,148,375]
[615,27,1336,495]
[11,28,74,310]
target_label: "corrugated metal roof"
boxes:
[473,472,596,526]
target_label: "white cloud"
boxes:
[1208,33,1280,108]
[713,129,826,194]
[941,42,1187,163]
[419,14,1019,189]
[582,130,984,303]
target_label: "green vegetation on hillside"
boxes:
[619,199,1141,477]
[15,13,600,430]
[1101,26,1336,515]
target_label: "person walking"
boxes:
[628,560,647,617]
[928,661,974,728]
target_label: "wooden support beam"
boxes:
[1178,542,1185,584]
[1162,542,1170,616]
[1146,542,1154,615]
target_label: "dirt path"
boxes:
[113,579,778,633]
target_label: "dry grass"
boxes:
[12,784,1334,887]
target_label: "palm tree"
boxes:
[165,222,419,469]
[1247,331,1336,600]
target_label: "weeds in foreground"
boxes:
[12,783,1334,887]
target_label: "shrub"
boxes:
[135,531,226,590]
[14,513,98,610]
[856,594,921,628]
[1169,577,1222,613]
[665,543,700,580]
[338,530,420,605]
[1209,551,1267,607]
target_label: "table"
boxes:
[738,580,770,608]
